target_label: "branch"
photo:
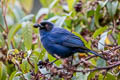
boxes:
[0,24,6,32]
[73,61,120,72]
[1,0,9,33]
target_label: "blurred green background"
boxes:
[0,0,120,80]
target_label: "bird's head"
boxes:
[33,21,54,31]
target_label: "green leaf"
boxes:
[24,72,31,80]
[22,22,32,50]
[94,5,101,28]
[98,0,108,8]
[20,0,33,13]
[117,32,120,45]
[48,16,60,22]
[40,0,53,7]
[67,0,75,11]
[10,4,25,21]
[87,10,94,17]
[20,59,31,73]
[13,77,20,80]
[0,62,7,80]
[76,67,89,80]
[55,16,66,27]
[0,8,4,32]
[48,53,56,62]
[92,26,108,39]
[74,24,82,33]
[20,14,34,23]
[87,71,96,80]
[49,0,59,10]
[9,71,17,80]
[104,72,116,80]
[36,8,48,21]
[0,32,5,47]
[8,24,22,49]
[107,1,118,18]
[97,58,106,67]
[89,17,95,31]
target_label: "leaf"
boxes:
[36,8,48,21]
[104,72,116,80]
[9,71,17,80]
[10,4,25,21]
[48,16,60,22]
[98,0,108,8]
[55,16,66,27]
[0,8,4,32]
[74,24,82,33]
[20,59,31,73]
[105,36,111,45]
[87,71,96,80]
[40,0,53,7]
[8,24,22,49]
[22,22,32,50]
[89,17,95,31]
[117,32,120,45]
[0,32,5,47]
[6,16,14,26]
[98,32,108,50]
[67,0,75,11]
[76,67,89,80]
[92,26,108,39]
[0,62,7,80]
[24,72,31,80]
[87,10,94,17]
[94,5,101,28]
[48,53,56,62]
[20,14,34,23]
[13,77,20,80]
[49,0,59,10]
[20,0,33,13]
[97,58,106,67]
[107,1,118,18]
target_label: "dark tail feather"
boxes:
[88,50,106,60]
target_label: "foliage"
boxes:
[0,0,120,80]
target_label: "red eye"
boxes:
[45,24,49,27]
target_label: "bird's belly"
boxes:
[42,41,74,58]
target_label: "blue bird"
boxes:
[33,21,104,60]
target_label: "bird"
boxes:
[33,21,104,60]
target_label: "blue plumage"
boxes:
[33,21,103,58]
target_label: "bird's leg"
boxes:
[70,55,73,65]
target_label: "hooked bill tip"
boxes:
[33,23,40,28]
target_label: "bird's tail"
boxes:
[88,50,106,60]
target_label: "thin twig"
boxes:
[0,24,6,32]
[15,62,26,80]
[27,58,34,68]
[112,19,117,44]
[1,0,9,33]
[11,41,15,49]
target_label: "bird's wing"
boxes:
[62,34,88,50]
[49,28,88,50]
